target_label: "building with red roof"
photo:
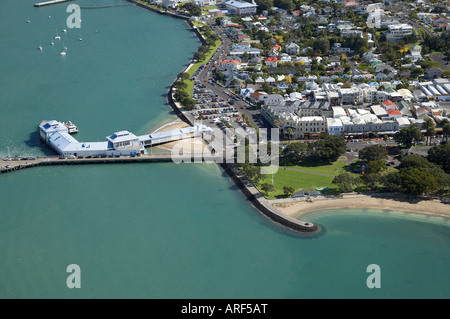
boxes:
[265,57,278,67]
[381,100,396,110]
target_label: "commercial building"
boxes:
[223,1,258,16]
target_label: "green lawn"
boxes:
[202,5,218,11]
[257,168,337,199]
[287,158,348,176]
[184,39,221,96]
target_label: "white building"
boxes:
[327,118,345,136]
[193,0,216,7]
[161,0,183,8]
[386,24,413,42]
[338,87,363,105]
[223,0,258,16]
[285,43,300,55]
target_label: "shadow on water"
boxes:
[24,130,58,156]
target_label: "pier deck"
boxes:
[0,153,201,174]
[34,0,76,7]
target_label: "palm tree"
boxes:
[273,120,279,128]
[383,134,389,145]
[287,127,293,142]
[422,117,436,146]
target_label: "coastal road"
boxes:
[194,26,262,129]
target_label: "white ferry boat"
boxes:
[63,121,78,134]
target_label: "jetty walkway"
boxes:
[34,0,76,7]
[0,153,204,174]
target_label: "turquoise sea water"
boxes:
[0,0,449,299]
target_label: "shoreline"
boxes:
[275,196,450,220]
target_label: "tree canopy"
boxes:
[358,145,388,162]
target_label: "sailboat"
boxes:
[38,41,43,51]
[54,28,61,40]
[60,44,67,56]
[78,33,83,41]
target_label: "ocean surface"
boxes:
[0,0,449,299]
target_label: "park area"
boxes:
[255,158,363,199]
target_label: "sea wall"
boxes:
[219,163,319,233]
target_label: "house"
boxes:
[386,109,403,119]
[340,29,364,38]
[375,72,388,81]
[381,100,396,110]
[223,0,258,16]
[161,0,183,8]
[266,77,276,85]
[265,57,278,67]
[261,93,284,105]
[285,43,300,55]
[338,87,363,105]
[371,105,388,118]
[192,0,216,6]
[271,6,287,15]
[254,76,265,84]
[279,53,291,63]
[386,24,413,42]
[424,67,442,79]
[250,91,267,103]
[217,59,242,71]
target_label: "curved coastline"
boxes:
[127,1,319,234]
[275,195,450,222]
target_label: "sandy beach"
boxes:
[150,120,206,151]
[275,196,450,219]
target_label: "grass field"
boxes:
[183,39,221,96]
[256,169,337,199]
[287,158,348,176]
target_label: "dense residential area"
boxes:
[142,0,450,197]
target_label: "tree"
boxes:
[174,90,189,101]
[245,165,263,184]
[177,72,189,81]
[283,186,295,197]
[394,124,424,148]
[313,38,330,56]
[333,172,358,193]
[428,144,450,173]
[399,167,439,195]
[381,172,403,192]
[261,183,275,196]
[254,0,273,13]
[399,154,435,170]
[422,118,436,146]
[181,97,196,110]
[274,0,294,11]
[282,142,308,165]
[360,173,381,189]
[287,127,293,142]
[367,159,387,174]
[181,3,201,16]
[383,135,389,145]
[411,67,424,78]
[215,17,224,26]
[173,80,187,90]
[441,119,450,143]
[358,145,388,162]
[309,136,347,163]
[193,52,205,62]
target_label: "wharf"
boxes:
[0,153,212,174]
[34,0,76,7]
